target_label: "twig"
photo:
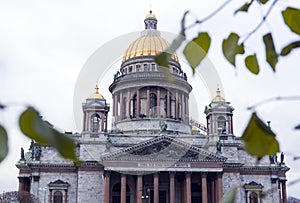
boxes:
[185,0,233,31]
[247,95,300,110]
[242,0,279,44]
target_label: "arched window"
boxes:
[132,95,137,118]
[249,192,258,203]
[164,94,172,118]
[53,191,63,203]
[217,116,226,134]
[150,93,157,116]
[90,114,101,132]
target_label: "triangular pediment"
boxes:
[101,135,226,162]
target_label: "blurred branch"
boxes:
[242,0,279,44]
[247,95,300,110]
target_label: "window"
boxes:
[249,192,258,203]
[136,64,141,72]
[128,65,133,72]
[217,116,226,134]
[150,93,157,116]
[53,191,63,203]
[91,114,101,132]
[143,64,149,71]
[151,64,156,71]
[132,95,137,117]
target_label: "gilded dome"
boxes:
[212,87,225,102]
[122,34,179,62]
[90,85,104,99]
[122,11,179,63]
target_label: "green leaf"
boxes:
[154,11,189,80]
[222,32,245,66]
[241,112,280,159]
[234,0,254,15]
[245,54,259,75]
[19,107,79,162]
[259,0,269,4]
[0,125,8,163]
[263,33,278,72]
[280,41,300,56]
[183,32,211,73]
[222,188,237,203]
[282,7,300,35]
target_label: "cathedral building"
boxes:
[16,11,289,203]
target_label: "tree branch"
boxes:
[247,95,300,110]
[242,0,279,44]
[185,0,232,31]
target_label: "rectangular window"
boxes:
[136,64,141,72]
[151,64,156,71]
[128,66,133,72]
[143,64,149,71]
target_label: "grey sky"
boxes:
[0,0,300,198]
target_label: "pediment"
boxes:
[101,135,226,162]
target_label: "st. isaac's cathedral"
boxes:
[16,11,289,203]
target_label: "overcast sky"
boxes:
[0,0,300,198]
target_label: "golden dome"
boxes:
[122,10,179,63]
[212,87,225,102]
[122,34,179,62]
[90,85,104,99]
[146,10,156,19]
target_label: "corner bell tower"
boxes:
[82,85,110,133]
[204,87,234,144]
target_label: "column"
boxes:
[154,173,159,203]
[181,94,185,121]
[137,90,140,117]
[146,88,150,116]
[169,172,175,203]
[127,91,131,118]
[281,180,287,203]
[157,88,160,116]
[136,175,143,203]
[185,172,191,203]
[120,92,123,119]
[175,92,178,119]
[64,190,67,203]
[104,171,110,203]
[49,189,53,203]
[167,91,170,118]
[101,112,104,131]
[105,113,108,132]
[185,95,189,119]
[216,173,223,202]
[211,178,215,203]
[121,174,127,203]
[202,173,208,203]
[114,94,118,117]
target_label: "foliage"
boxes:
[221,188,237,203]
[241,112,279,159]
[19,107,79,162]
[0,106,79,164]
[0,124,8,162]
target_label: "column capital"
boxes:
[201,172,208,178]
[104,170,111,177]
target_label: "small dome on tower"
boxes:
[89,85,104,99]
[146,10,156,19]
[212,87,225,102]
